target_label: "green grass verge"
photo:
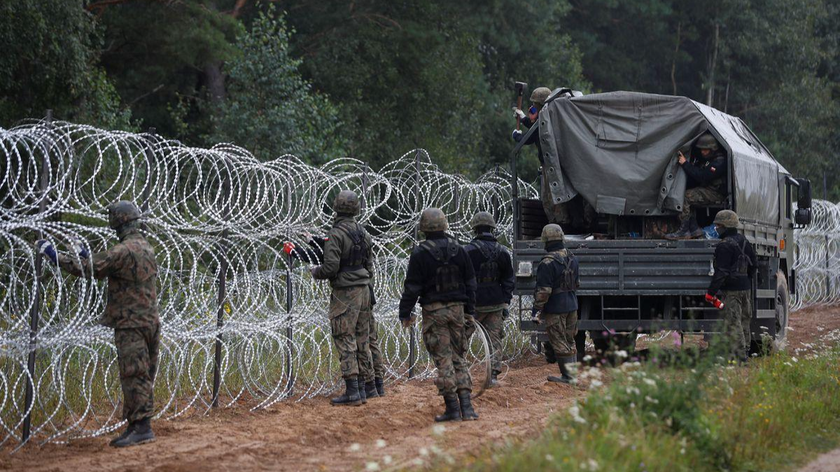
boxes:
[437,347,840,472]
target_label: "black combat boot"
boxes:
[458,390,479,421]
[434,394,462,422]
[547,356,576,384]
[544,342,557,364]
[688,216,705,239]
[112,418,155,448]
[331,377,362,406]
[375,377,385,397]
[364,380,379,399]
[665,219,693,240]
[108,422,134,447]
[359,379,367,404]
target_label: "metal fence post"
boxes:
[22,110,52,443]
[211,163,230,407]
[408,151,422,379]
[284,183,295,396]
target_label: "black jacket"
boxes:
[533,242,580,314]
[464,233,515,308]
[399,233,477,319]
[681,151,726,190]
[708,229,757,294]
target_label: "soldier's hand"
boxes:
[301,231,313,243]
[678,151,687,165]
[512,107,526,120]
[35,240,58,264]
[400,317,415,328]
[511,129,523,142]
[70,238,90,259]
[309,266,318,277]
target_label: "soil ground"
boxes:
[2,306,838,472]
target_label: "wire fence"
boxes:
[1,119,838,447]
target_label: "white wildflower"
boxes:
[583,354,593,362]
[365,462,380,471]
[430,445,443,455]
[432,424,447,436]
[615,350,628,358]
[590,379,604,389]
[376,439,387,448]
[645,395,659,404]
[791,356,798,363]
[419,447,429,456]
[643,378,657,387]
[349,443,361,452]
[680,448,686,455]
[569,404,587,424]
[588,459,600,471]
[383,455,393,465]
[545,454,555,462]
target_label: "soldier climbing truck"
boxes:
[510,90,813,358]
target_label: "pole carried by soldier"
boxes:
[36,201,160,448]
[463,211,515,387]
[707,210,757,362]
[398,208,479,422]
[531,224,580,384]
[310,190,377,406]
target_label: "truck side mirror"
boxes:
[795,208,811,225]
[796,178,812,209]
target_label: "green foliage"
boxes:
[0,0,130,128]
[212,6,346,162]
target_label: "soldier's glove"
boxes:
[512,107,526,120]
[511,129,523,142]
[70,239,90,259]
[309,266,318,277]
[35,240,58,265]
[502,308,510,319]
[400,316,415,328]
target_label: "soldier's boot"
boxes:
[108,422,134,447]
[434,394,462,422]
[364,380,379,399]
[544,342,556,364]
[547,356,576,384]
[112,418,155,448]
[458,390,479,421]
[331,377,362,406]
[488,372,499,388]
[688,216,705,239]
[665,219,693,240]
[375,377,385,397]
[359,380,367,404]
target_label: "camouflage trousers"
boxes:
[422,302,472,396]
[368,309,385,379]
[543,311,578,358]
[680,187,724,222]
[465,309,505,376]
[115,322,160,423]
[329,285,374,381]
[716,290,753,360]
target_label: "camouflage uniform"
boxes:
[533,247,580,358]
[57,218,160,424]
[367,293,385,381]
[464,309,505,375]
[719,290,753,360]
[423,301,472,395]
[327,285,372,380]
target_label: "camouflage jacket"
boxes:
[533,244,579,315]
[59,232,159,329]
[311,216,373,289]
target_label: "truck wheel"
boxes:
[773,270,790,349]
[593,333,637,355]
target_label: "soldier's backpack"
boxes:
[420,238,462,294]
[735,238,750,276]
[473,240,501,287]
[335,221,368,273]
[542,252,578,292]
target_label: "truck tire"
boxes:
[750,270,789,355]
[593,333,637,354]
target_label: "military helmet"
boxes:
[541,223,565,243]
[696,133,719,151]
[470,211,496,230]
[333,190,360,216]
[108,200,142,230]
[530,87,552,106]
[419,207,449,232]
[713,210,739,229]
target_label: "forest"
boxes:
[1,0,838,198]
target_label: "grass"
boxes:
[432,345,840,472]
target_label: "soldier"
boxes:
[708,210,756,362]
[310,190,376,406]
[531,224,580,384]
[511,86,551,145]
[463,211,514,387]
[667,132,728,240]
[399,208,478,422]
[36,201,159,448]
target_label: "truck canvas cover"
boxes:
[536,91,786,226]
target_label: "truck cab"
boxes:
[510,90,812,357]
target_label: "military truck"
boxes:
[510,90,813,357]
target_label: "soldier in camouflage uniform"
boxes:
[532,224,580,384]
[37,201,159,448]
[399,208,478,422]
[463,211,514,387]
[667,132,728,240]
[310,190,376,406]
[708,210,756,362]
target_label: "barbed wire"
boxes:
[1,120,838,446]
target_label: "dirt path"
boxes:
[2,306,837,472]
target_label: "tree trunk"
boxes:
[706,23,719,107]
[205,61,226,104]
[671,22,682,96]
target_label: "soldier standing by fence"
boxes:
[399,208,479,422]
[37,201,160,447]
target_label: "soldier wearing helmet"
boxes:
[708,210,757,362]
[511,86,551,145]
[532,224,580,384]
[667,131,728,240]
[36,200,159,447]
[463,211,515,387]
[310,190,376,406]
[399,208,478,422]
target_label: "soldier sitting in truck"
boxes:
[666,132,728,240]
